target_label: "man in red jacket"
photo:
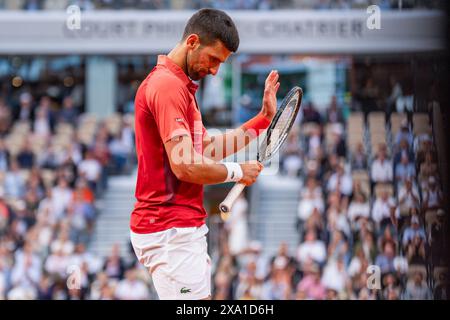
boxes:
[130,8,280,300]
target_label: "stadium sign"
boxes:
[0,10,445,54]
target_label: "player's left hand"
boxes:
[261,70,280,120]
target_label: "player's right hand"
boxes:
[239,161,264,186]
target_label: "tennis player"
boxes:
[130,8,280,300]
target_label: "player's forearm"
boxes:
[205,126,254,161]
[177,162,229,185]
[171,148,229,185]
[205,112,270,161]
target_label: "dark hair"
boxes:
[182,8,240,52]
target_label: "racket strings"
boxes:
[259,98,298,162]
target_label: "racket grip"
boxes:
[219,183,246,214]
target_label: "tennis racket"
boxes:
[219,86,303,214]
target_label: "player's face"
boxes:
[186,38,231,81]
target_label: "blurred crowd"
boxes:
[0,82,141,299]
[211,88,448,299]
[0,0,445,10]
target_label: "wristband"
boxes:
[222,162,243,182]
[242,113,271,138]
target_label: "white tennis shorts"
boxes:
[130,224,211,300]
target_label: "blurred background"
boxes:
[0,0,449,300]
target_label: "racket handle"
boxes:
[219,183,246,214]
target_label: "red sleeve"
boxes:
[146,80,191,143]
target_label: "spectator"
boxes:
[302,101,322,124]
[418,152,438,186]
[394,154,415,185]
[433,271,448,300]
[225,193,249,256]
[103,244,126,280]
[0,98,13,136]
[297,230,327,267]
[0,138,11,171]
[397,179,419,223]
[371,144,393,183]
[386,78,403,116]
[0,191,10,235]
[321,258,349,297]
[59,96,79,124]
[347,192,370,227]
[347,246,369,279]
[371,190,398,232]
[403,271,432,300]
[381,272,401,300]
[33,104,52,138]
[394,139,414,166]
[351,143,367,170]
[51,177,73,221]
[422,176,443,211]
[11,242,42,291]
[16,140,35,169]
[430,209,447,266]
[3,160,26,199]
[394,120,413,148]
[114,269,150,300]
[77,150,101,193]
[326,96,344,124]
[405,234,426,265]
[297,177,324,228]
[235,260,263,300]
[327,161,353,196]
[402,215,426,249]
[261,256,292,300]
[328,125,346,158]
[13,92,35,123]
[296,263,326,300]
[375,241,398,274]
